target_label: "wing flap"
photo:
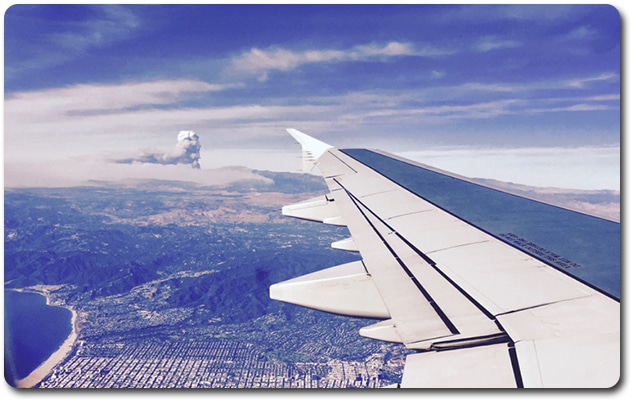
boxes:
[514,333,619,388]
[400,343,518,388]
[498,296,620,387]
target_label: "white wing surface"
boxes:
[270,129,620,388]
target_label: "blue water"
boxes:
[4,289,73,386]
[342,149,620,300]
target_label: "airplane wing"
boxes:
[270,129,620,388]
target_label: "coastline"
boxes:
[12,289,78,389]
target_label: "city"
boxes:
[4,177,409,388]
[41,339,401,388]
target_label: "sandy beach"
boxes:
[13,291,78,389]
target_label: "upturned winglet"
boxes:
[287,128,333,172]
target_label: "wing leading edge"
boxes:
[270,129,620,388]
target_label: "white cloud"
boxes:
[5,5,142,79]
[431,70,446,79]
[4,160,273,188]
[344,99,524,124]
[563,25,596,42]
[50,5,140,52]
[473,36,521,52]
[227,41,427,80]
[5,79,234,116]
[398,145,620,191]
[566,73,619,88]
[351,42,416,58]
[469,4,585,23]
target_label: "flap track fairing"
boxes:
[282,195,346,226]
[269,261,390,319]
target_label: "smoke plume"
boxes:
[113,131,201,169]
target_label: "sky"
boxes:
[2,3,621,190]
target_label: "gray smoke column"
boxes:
[173,130,201,169]
[113,130,201,169]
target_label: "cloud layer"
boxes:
[4,160,272,189]
[398,145,620,191]
[3,5,620,190]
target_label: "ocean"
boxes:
[4,289,72,386]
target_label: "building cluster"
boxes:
[39,339,391,388]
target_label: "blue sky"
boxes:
[3,4,621,189]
